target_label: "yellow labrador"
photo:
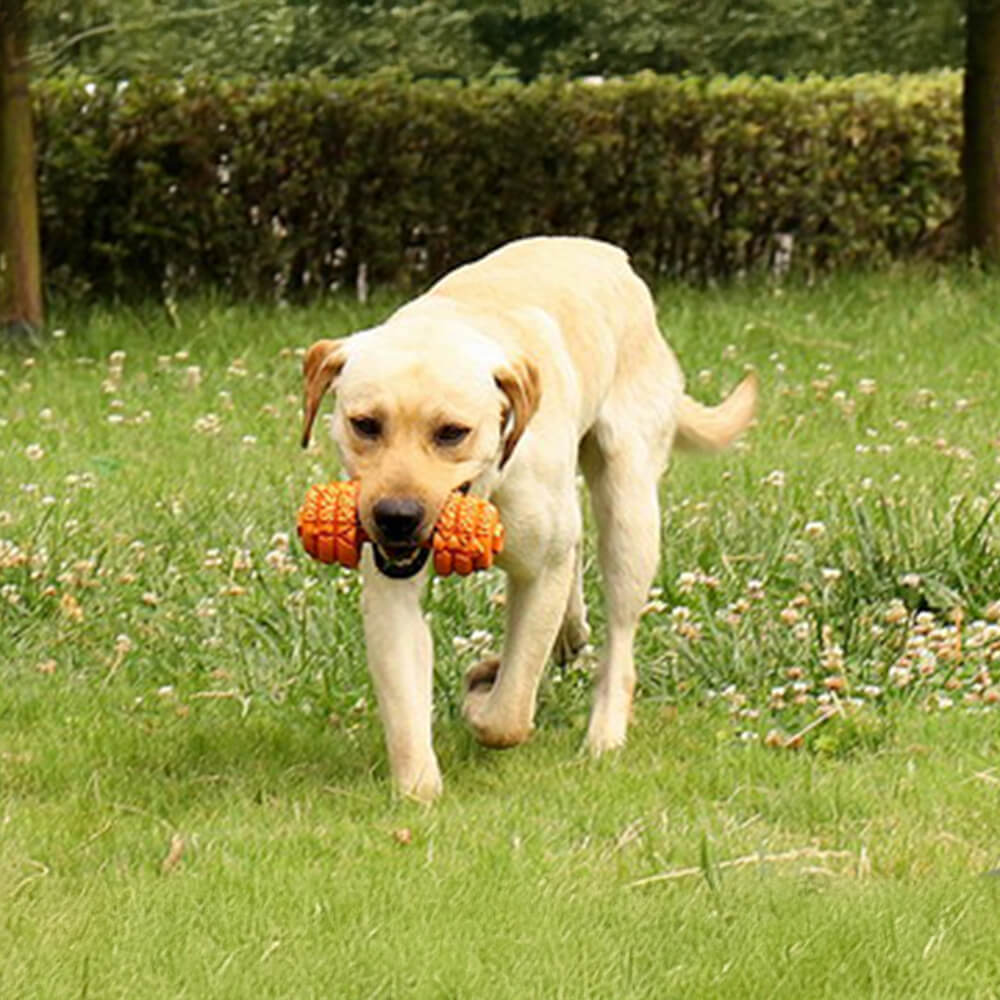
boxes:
[302,236,756,801]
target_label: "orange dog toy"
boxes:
[297,481,504,576]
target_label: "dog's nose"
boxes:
[372,497,425,543]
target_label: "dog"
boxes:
[301,236,756,801]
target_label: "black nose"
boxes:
[372,497,425,543]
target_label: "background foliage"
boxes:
[32,0,964,83]
[35,71,962,300]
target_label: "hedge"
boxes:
[34,71,962,299]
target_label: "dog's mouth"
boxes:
[372,543,430,580]
[367,482,472,580]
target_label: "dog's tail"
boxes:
[675,372,758,453]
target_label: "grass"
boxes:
[3,265,1000,997]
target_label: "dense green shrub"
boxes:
[35,72,962,300]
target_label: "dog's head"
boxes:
[301,321,540,579]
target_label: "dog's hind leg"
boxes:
[553,539,590,666]
[580,432,665,754]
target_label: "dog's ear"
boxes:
[301,339,348,448]
[494,356,541,468]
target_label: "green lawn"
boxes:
[2,266,1000,997]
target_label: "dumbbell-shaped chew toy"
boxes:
[297,480,504,576]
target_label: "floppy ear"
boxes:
[494,356,541,468]
[301,338,348,448]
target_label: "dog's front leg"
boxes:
[462,550,576,749]
[359,554,441,802]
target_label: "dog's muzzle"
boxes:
[371,497,430,579]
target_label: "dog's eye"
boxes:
[434,423,471,447]
[350,416,382,440]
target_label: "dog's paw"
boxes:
[388,750,443,803]
[585,709,629,757]
[461,656,500,743]
[553,615,590,667]
[586,728,627,757]
[463,655,501,696]
[461,657,532,749]
[397,767,443,804]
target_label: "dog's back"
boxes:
[424,236,682,427]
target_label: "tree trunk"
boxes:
[963,0,1000,262]
[0,0,43,333]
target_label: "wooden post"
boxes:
[0,0,43,333]
[963,0,1000,262]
